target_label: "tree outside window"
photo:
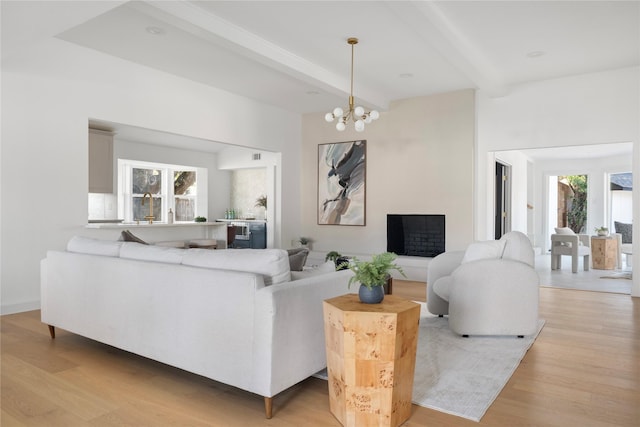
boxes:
[558,175,587,233]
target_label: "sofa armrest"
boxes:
[551,233,579,246]
[426,250,464,316]
[577,234,590,247]
[251,269,353,397]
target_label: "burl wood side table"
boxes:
[323,294,421,427]
[591,236,618,270]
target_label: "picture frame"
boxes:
[317,140,366,226]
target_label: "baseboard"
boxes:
[1,300,40,315]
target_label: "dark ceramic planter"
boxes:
[358,284,384,304]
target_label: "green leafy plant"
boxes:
[560,175,587,233]
[255,195,267,209]
[194,216,207,223]
[345,252,406,290]
[594,226,608,233]
[299,237,310,245]
[325,251,342,263]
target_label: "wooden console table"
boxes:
[591,236,618,270]
[322,294,420,427]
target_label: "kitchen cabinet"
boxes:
[88,128,114,193]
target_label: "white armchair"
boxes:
[550,230,590,273]
[426,231,539,337]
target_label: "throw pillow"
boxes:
[554,227,575,235]
[287,248,309,271]
[121,230,148,245]
[461,239,507,264]
[614,221,632,244]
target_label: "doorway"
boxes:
[557,175,588,233]
[495,161,511,239]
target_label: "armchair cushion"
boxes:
[461,240,506,264]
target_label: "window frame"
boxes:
[117,159,207,223]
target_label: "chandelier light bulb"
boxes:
[324,37,380,131]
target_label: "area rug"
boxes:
[411,303,545,421]
[315,303,545,422]
[599,272,632,280]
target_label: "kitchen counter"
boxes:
[85,221,227,229]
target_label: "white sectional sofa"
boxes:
[41,237,352,418]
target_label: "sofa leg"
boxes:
[47,325,55,339]
[462,334,469,338]
[438,314,444,318]
[517,335,524,338]
[264,396,272,419]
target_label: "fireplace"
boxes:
[387,214,445,257]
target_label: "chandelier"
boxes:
[325,37,379,132]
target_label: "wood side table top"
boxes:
[324,293,420,314]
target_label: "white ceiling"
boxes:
[3,0,639,157]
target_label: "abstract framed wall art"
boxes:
[318,140,366,226]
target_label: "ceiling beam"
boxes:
[387,1,509,97]
[133,1,389,110]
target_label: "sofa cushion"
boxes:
[120,242,185,264]
[287,248,309,271]
[614,221,632,244]
[290,260,335,280]
[461,240,506,264]
[182,248,291,285]
[67,236,123,257]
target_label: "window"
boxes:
[118,159,207,223]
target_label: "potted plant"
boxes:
[345,252,406,304]
[325,251,351,271]
[255,195,267,220]
[299,237,311,249]
[594,226,609,236]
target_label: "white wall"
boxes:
[477,67,640,296]
[301,90,476,256]
[612,191,633,224]
[1,38,301,314]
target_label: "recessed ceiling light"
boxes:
[146,26,165,36]
[399,73,414,79]
[526,51,545,58]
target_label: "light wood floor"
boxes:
[2,282,639,426]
